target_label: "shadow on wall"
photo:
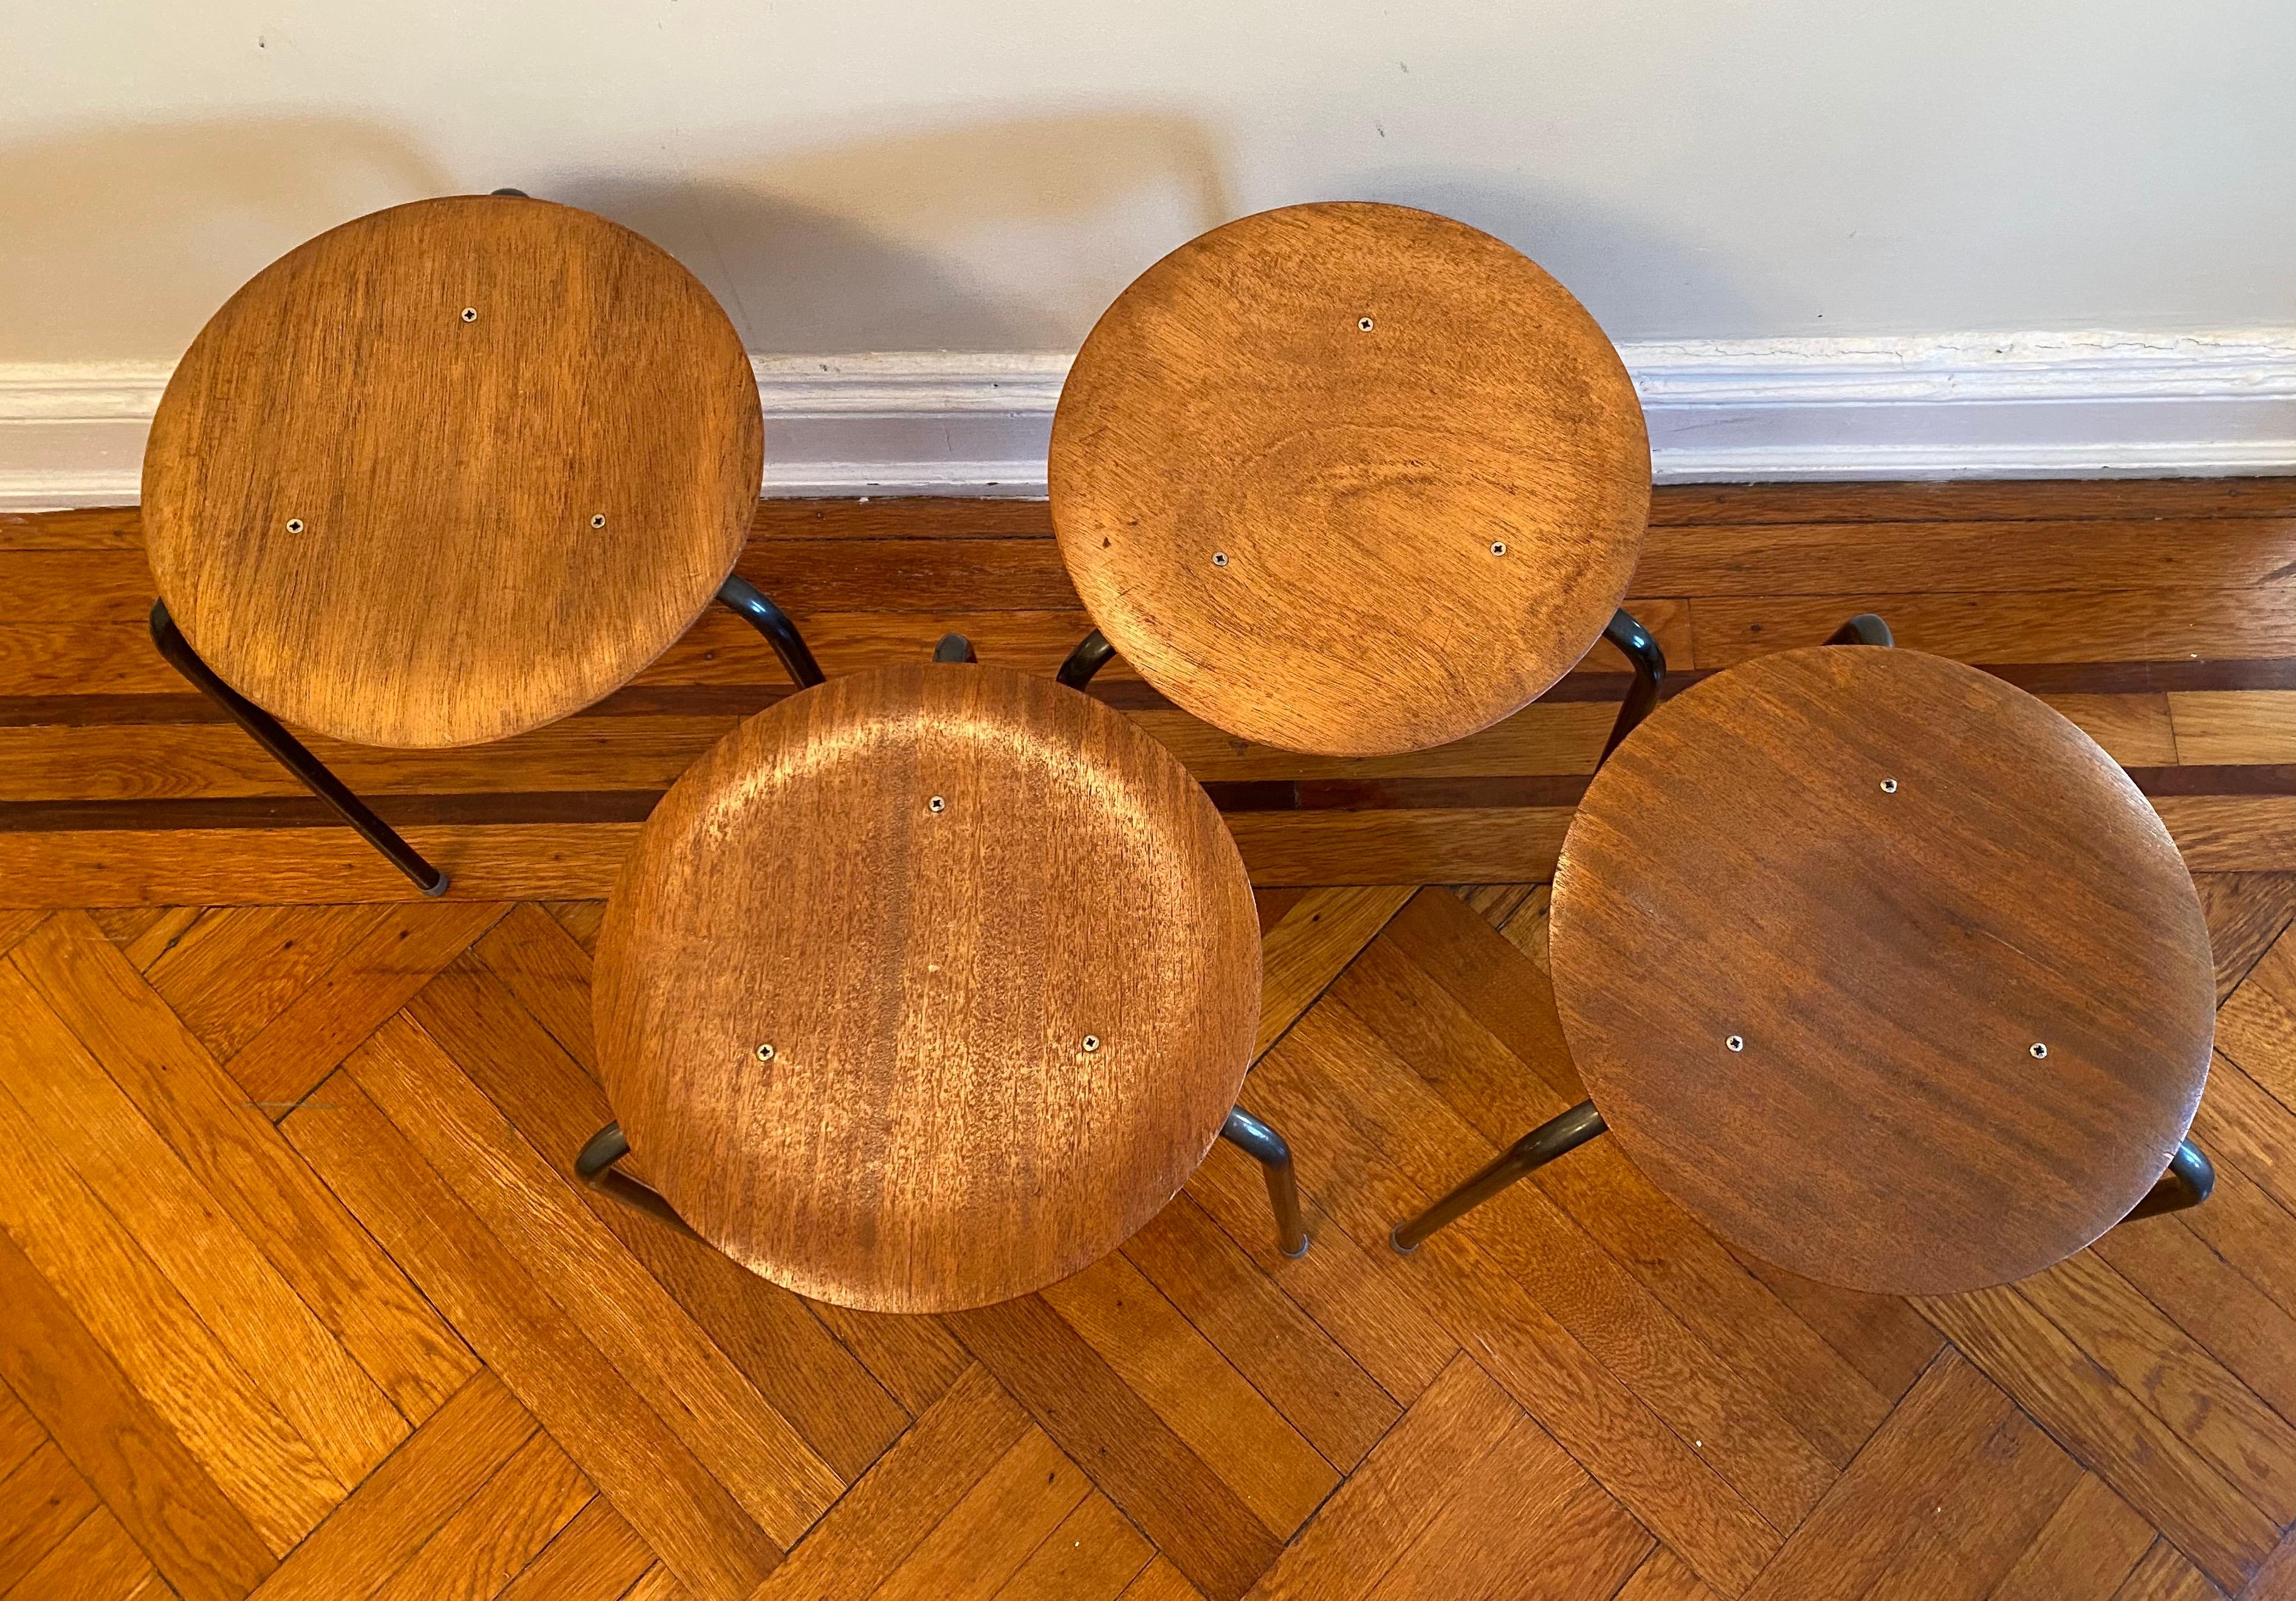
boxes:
[0,109,1232,362]
[557,110,1234,353]
[1330,168,1766,343]
[0,119,450,363]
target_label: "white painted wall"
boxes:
[6,0,2294,365]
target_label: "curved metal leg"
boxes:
[1057,629,1116,689]
[489,187,530,198]
[719,574,825,688]
[575,1121,707,1242]
[933,633,978,663]
[1597,610,1665,768]
[1392,1100,1607,1253]
[1826,613,1895,647]
[150,601,448,895]
[1222,1107,1309,1258]
[2120,1138,2215,1223]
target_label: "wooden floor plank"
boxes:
[753,1365,1026,1601]
[0,1442,100,1596]
[1632,517,2296,596]
[142,904,393,1061]
[1121,1191,1400,1473]
[1612,1548,1725,1601]
[343,1014,844,1546]
[2174,692,2296,765]
[1040,1253,1338,1541]
[2093,1214,2296,1444]
[1689,589,2296,670]
[279,1073,783,1601]
[2191,1055,2296,1218]
[2217,926,2296,1114]
[0,823,641,907]
[1183,1137,1461,1407]
[867,1427,1091,1601]
[1271,986,1835,1538]
[0,1384,43,1483]
[0,963,409,1489]
[225,900,511,1113]
[2015,1250,2296,1524]
[400,953,910,1481]
[946,1294,1282,1601]
[1990,1474,2161,1601]
[365,1431,593,1601]
[1916,1285,2278,1593]
[991,1492,1156,1601]
[469,904,599,1073]
[1341,906,1891,1468]
[1246,1006,1778,1596]
[2193,875,2296,1002]
[1359,1419,1648,1601]
[0,1502,160,1601]
[2111,1540,2228,1601]
[10,912,477,1421]
[0,1063,344,1554]
[492,1498,658,1601]
[1254,887,1416,1060]
[0,1226,276,1601]
[1242,1356,1519,1601]
[247,1369,537,1601]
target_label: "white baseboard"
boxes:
[5,331,2291,510]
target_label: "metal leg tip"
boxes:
[1284,1236,1311,1259]
[421,873,452,898]
[1389,1226,1418,1255]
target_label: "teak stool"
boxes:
[1392,617,2219,1293]
[1047,202,1662,760]
[578,638,1307,1313]
[140,191,819,895]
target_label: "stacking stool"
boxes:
[577,638,1307,1312]
[1047,202,1662,760]
[1392,619,2219,1292]
[141,192,819,894]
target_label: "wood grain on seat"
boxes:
[1050,202,1648,758]
[143,195,760,748]
[1551,646,2216,1295]
[594,663,1260,1313]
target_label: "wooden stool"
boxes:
[1047,201,1659,759]
[579,639,1306,1312]
[141,191,819,893]
[1391,617,2219,1293]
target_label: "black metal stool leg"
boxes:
[1597,610,1665,767]
[1222,1106,1309,1258]
[149,601,448,895]
[576,1121,707,1242]
[933,633,978,663]
[719,575,825,687]
[1826,613,1895,647]
[1057,629,1116,689]
[2120,1138,2215,1223]
[1392,1100,1607,1253]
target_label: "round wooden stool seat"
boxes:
[143,195,760,748]
[1550,646,2215,1295]
[1050,201,1649,757]
[593,664,1260,1312]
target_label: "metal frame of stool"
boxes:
[1390,610,2217,1255]
[572,627,1313,1268]
[577,1103,1311,1261]
[149,574,820,896]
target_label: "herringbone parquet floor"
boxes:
[6,483,2296,1600]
